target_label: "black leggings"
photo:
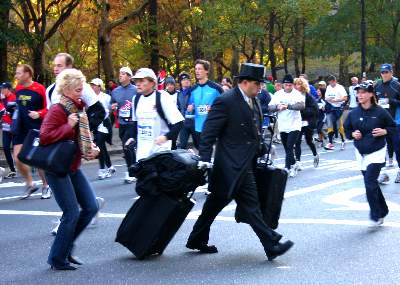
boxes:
[295,126,317,161]
[119,123,136,168]
[280,131,300,169]
[2,131,16,172]
[94,132,112,169]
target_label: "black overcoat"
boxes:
[199,87,264,200]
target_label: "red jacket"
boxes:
[1,92,16,125]
[39,104,82,172]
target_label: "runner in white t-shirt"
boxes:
[131,68,184,161]
[269,74,305,177]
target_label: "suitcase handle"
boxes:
[263,115,277,166]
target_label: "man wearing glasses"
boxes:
[375,63,400,182]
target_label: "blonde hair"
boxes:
[294,77,310,94]
[56,68,86,95]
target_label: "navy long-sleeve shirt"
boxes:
[344,105,396,155]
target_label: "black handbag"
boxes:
[17,129,77,176]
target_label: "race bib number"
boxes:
[138,125,153,141]
[119,108,131,118]
[197,105,208,115]
[378,98,389,108]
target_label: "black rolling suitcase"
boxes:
[116,193,195,259]
[235,115,287,229]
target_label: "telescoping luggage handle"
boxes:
[264,115,277,166]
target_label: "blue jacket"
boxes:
[188,80,223,132]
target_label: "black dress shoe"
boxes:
[186,242,218,254]
[50,264,77,271]
[266,240,294,261]
[68,255,83,265]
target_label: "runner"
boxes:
[111,67,137,183]
[13,64,51,199]
[344,81,396,227]
[177,72,197,149]
[269,74,305,177]
[293,77,319,169]
[315,87,327,147]
[0,82,17,178]
[90,78,115,180]
[163,76,178,105]
[131,68,184,161]
[187,59,223,143]
[324,75,348,151]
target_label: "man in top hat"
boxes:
[186,63,294,261]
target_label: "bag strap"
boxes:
[156,91,169,126]
[264,115,277,165]
[48,84,56,101]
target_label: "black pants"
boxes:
[294,126,317,161]
[362,162,388,221]
[281,131,300,169]
[94,132,112,169]
[187,170,281,252]
[178,120,199,149]
[2,131,16,172]
[119,123,136,169]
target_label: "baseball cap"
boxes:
[354,81,374,92]
[380,63,392,73]
[120,67,133,76]
[178,72,191,82]
[90,78,103,86]
[132,68,157,82]
[282,74,294,84]
[318,81,327,86]
[0,82,12,89]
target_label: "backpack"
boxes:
[133,91,170,128]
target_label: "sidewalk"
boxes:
[0,127,124,168]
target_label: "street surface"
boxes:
[1,141,400,285]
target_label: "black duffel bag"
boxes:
[17,129,77,176]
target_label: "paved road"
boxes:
[1,141,400,285]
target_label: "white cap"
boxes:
[120,66,133,77]
[90,78,103,86]
[132,68,157,82]
[318,81,327,86]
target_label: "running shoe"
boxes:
[378,173,390,185]
[313,154,320,168]
[368,218,384,228]
[41,185,52,199]
[98,169,111,180]
[395,170,400,183]
[20,184,39,199]
[340,142,345,150]
[91,197,105,226]
[108,166,116,175]
[289,166,297,178]
[5,171,17,179]
[0,167,4,183]
[386,158,394,168]
[324,143,335,151]
[51,220,60,236]
[124,172,137,184]
[295,161,302,171]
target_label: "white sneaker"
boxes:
[98,169,110,180]
[378,173,390,185]
[340,142,345,150]
[124,172,137,184]
[295,161,302,171]
[108,166,116,175]
[40,185,52,199]
[289,166,297,178]
[368,218,384,228]
[91,197,105,226]
[313,154,320,168]
[51,220,60,236]
[0,167,5,183]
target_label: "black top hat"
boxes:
[235,63,266,83]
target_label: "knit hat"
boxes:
[282,74,294,84]
[165,76,176,85]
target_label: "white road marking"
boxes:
[1,209,400,228]
[322,187,400,211]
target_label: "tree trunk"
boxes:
[293,19,300,76]
[99,30,115,82]
[149,0,159,72]
[360,0,367,75]
[32,43,45,83]
[216,51,223,82]
[283,46,289,74]
[394,52,400,78]
[268,11,277,79]
[300,19,306,74]
[230,46,240,78]
[339,55,349,84]
[0,1,10,82]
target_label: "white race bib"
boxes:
[197,105,208,115]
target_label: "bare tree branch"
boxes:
[108,1,149,31]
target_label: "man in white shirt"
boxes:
[131,68,184,161]
[348,77,359,110]
[324,75,348,151]
[269,74,305,177]
[46,53,105,131]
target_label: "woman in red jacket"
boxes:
[40,69,99,270]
